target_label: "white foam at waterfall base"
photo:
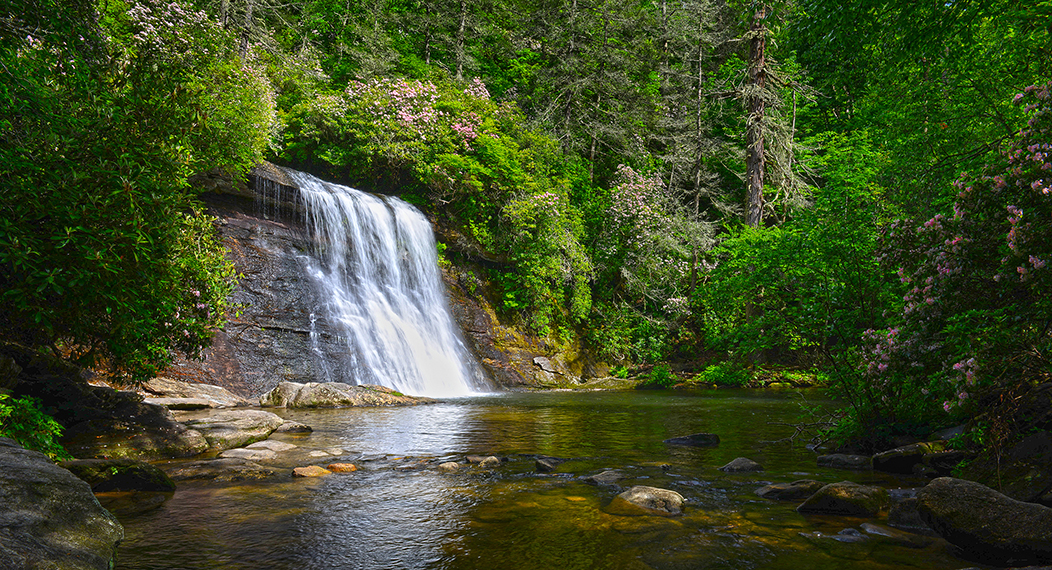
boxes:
[282,168,491,398]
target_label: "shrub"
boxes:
[0,394,71,461]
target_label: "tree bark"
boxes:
[744,4,768,227]
[455,0,467,80]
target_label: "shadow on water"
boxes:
[114,390,986,570]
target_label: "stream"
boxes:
[113,389,979,570]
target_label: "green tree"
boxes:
[0,0,273,381]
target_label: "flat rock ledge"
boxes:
[182,409,285,451]
[141,377,252,408]
[260,381,434,408]
[918,477,1052,565]
[606,485,684,517]
[0,438,124,570]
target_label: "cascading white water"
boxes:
[282,169,490,398]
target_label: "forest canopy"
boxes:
[1,0,1049,446]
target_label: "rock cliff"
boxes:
[172,164,604,396]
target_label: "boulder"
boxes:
[887,497,932,534]
[755,480,826,501]
[292,465,332,477]
[327,463,358,473]
[797,481,889,517]
[606,486,684,517]
[872,441,946,474]
[259,381,432,408]
[437,462,460,472]
[918,477,1052,565]
[59,458,176,492]
[478,456,501,468]
[663,433,720,447]
[167,458,276,482]
[718,457,763,472]
[182,409,284,451]
[0,438,123,570]
[817,454,872,470]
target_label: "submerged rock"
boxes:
[581,470,625,487]
[275,421,313,434]
[859,522,933,548]
[60,458,176,493]
[755,479,826,501]
[607,486,684,517]
[663,433,720,447]
[0,438,124,570]
[797,481,889,517]
[918,477,1052,565]
[246,440,297,452]
[437,462,460,472]
[718,457,763,473]
[327,463,358,473]
[535,456,568,473]
[167,458,277,482]
[218,448,277,462]
[817,454,872,470]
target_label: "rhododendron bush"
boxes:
[841,83,1052,443]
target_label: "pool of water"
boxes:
[112,389,984,570]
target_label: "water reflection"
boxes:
[115,391,981,570]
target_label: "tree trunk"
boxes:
[455,0,467,80]
[239,0,254,57]
[744,4,768,227]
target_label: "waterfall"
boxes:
[276,168,490,398]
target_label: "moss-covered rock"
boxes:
[0,438,123,569]
[797,481,889,517]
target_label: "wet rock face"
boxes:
[167,183,351,397]
[0,438,124,570]
[175,164,604,394]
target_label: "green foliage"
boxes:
[0,394,71,461]
[700,131,897,361]
[0,0,269,381]
[694,362,752,387]
[638,363,677,389]
[842,84,1052,445]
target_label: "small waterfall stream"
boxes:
[273,168,489,398]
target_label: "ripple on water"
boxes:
[116,390,970,570]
